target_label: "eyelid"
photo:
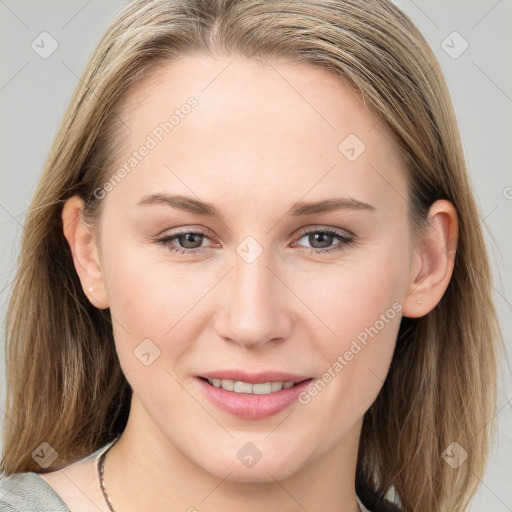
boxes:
[295,225,355,240]
[157,226,218,243]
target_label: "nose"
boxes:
[214,247,293,350]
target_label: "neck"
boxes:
[103,396,362,512]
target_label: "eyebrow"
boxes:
[136,193,377,217]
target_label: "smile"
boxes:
[197,376,315,419]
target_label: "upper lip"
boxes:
[199,369,312,384]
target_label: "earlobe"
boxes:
[402,200,458,318]
[61,195,109,309]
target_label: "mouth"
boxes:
[198,376,312,395]
[196,375,315,419]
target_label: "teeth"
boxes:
[234,381,253,394]
[271,381,282,392]
[206,378,298,395]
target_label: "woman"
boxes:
[0,1,503,511]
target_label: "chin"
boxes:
[198,447,305,484]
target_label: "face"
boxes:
[93,55,415,482]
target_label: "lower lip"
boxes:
[197,378,314,420]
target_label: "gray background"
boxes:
[0,0,511,509]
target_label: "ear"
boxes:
[402,199,458,318]
[61,195,109,309]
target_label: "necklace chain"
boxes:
[97,437,120,512]
[96,436,362,512]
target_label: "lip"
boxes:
[198,369,311,384]
[196,375,314,420]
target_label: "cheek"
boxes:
[293,246,406,412]
[102,233,194,325]
[101,237,216,375]
[296,243,406,340]
[102,243,200,413]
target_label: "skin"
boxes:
[44,55,458,512]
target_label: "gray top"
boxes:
[0,439,372,511]
[0,439,116,512]
[0,472,73,512]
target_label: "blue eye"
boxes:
[155,227,355,256]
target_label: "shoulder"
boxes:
[0,471,71,512]
[0,437,119,512]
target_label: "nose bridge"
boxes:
[216,238,290,348]
[234,249,273,310]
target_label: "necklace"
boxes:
[97,436,121,512]
[96,436,362,512]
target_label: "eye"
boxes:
[154,226,355,256]
[293,227,355,254]
[155,228,216,256]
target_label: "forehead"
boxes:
[107,55,408,219]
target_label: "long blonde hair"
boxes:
[1,1,503,510]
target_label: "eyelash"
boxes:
[154,227,355,256]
